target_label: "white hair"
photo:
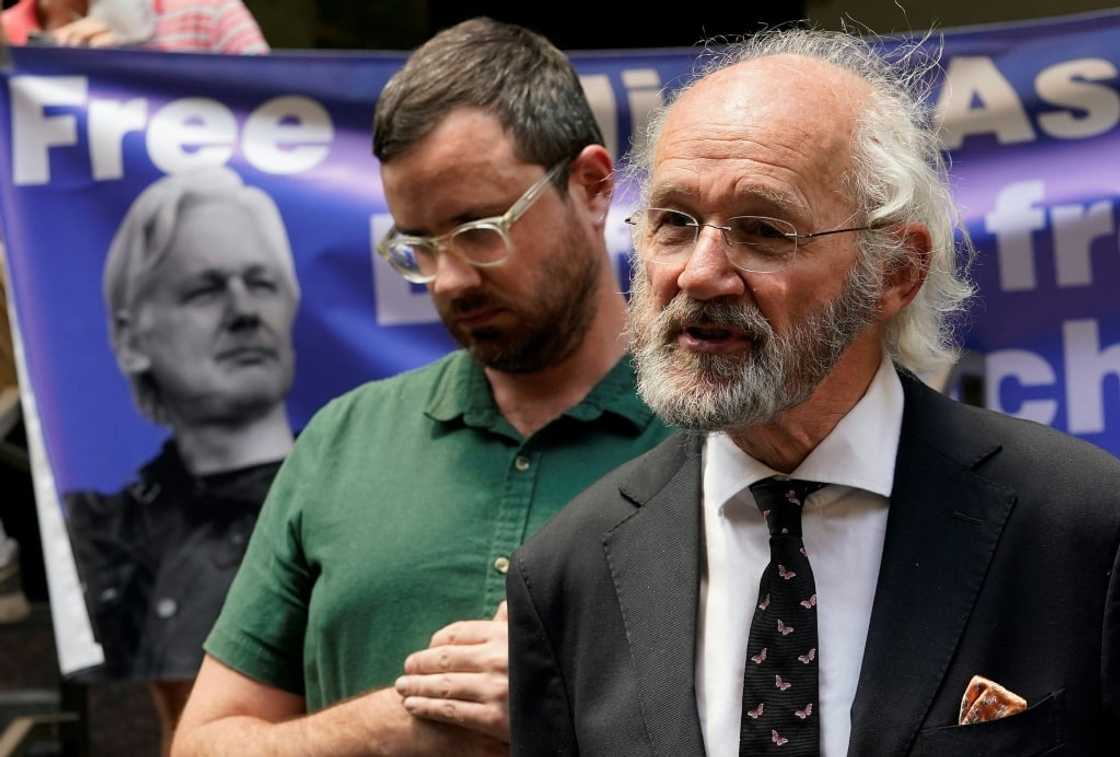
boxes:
[626,28,975,375]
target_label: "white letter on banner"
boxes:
[936,56,1035,150]
[1052,200,1114,288]
[146,97,236,174]
[369,213,438,326]
[622,69,661,153]
[984,180,1047,292]
[10,75,87,186]
[985,349,1058,425]
[579,75,618,158]
[88,98,148,181]
[1065,318,1120,434]
[243,96,333,175]
[1036,59,1120,140]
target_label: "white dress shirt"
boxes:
[696,356,904,757]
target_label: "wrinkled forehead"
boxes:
[652,55,870,199]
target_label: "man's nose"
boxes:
[429,248,482,299]
[676,227,747,301]
[226,278,261,328]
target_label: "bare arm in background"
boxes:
[172,605,510,757]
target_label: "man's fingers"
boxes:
[428,618,506,648]
[395,671,507,704]
[493,601,508,621]
[401,695,509,743]
[404,642,507,675]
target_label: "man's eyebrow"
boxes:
[447,205,511,229]
[646,183,696,207]
[183,268,226,282]
[393,203,509,238]
[735,184,808,214]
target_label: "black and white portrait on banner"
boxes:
[62,166,300,683]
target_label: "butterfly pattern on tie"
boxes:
[739,477,826,755]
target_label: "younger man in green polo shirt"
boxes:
[172,18,670,757]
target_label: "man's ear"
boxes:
[878,223,931,322]
[111,309,151,376]
[567,144,614,228]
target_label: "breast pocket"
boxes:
[910,690,1063,757]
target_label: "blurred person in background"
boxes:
[2,0,267,53]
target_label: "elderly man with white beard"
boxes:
[505,28,1120,757]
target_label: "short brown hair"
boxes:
[372,17,603,189]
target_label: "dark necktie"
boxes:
[739,476,826,756]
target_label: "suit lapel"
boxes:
[604,434,707,757]
[848,375,1017,756]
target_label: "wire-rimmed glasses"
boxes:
[624,207,884,274]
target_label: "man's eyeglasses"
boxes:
[377,162,568,284]
[624,207,886,274]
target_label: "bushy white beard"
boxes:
[628,258,880,431]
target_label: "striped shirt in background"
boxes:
[151,0,268,54]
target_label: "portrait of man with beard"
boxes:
[63,166,299,744]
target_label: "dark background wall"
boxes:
[240,1,807,50]
[805,0,1118,33]
[244,1,1117,51]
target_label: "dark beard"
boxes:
[444,228,602,374]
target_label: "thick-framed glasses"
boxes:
[377,162,568,284]
[624,207,885,274]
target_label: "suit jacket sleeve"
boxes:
[508,551,578,757]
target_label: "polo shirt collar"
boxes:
[424,351,653,432]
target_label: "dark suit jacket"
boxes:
[508,371,1120,756]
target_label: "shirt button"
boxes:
[155,598,178,619]
[514,456,531,472]
[493,556,510,574]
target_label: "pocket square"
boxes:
[958,675,1027,725]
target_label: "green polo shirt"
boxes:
[204,351,671,710]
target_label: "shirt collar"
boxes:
[423,351,653,433]
[704,354,903,515]
[423,351,495,427]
